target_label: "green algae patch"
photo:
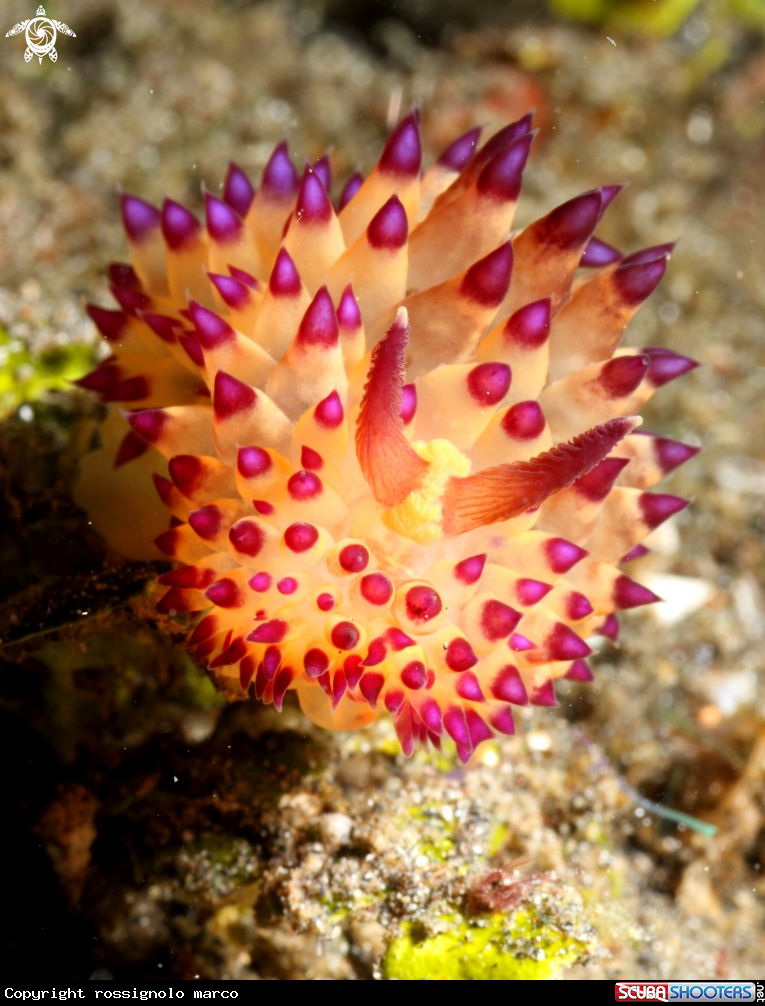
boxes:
[487,824,510,857]
[181,652,227,711]
[0,325,94,417]
[382,910,587,980]
[176,835,259,898]
[407,804,457,863]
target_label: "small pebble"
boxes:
[320,812,353,849]
[526,731,552,753]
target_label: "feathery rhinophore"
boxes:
[74,111,698,759]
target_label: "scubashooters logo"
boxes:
[616,984,757,1002]
[5,5,75,63]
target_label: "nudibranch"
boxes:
[74,111,698,760]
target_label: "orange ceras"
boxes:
[74,111,699,761]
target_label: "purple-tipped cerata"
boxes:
[336,285,362,331]
[121,194,161,243]
[223,161,255,217]
[161,199,202,250]
[295,167,333,224]
[261,140,299,198]
[76,110,697,765]
[269,247,302,297]
[437,126,482,171]
[581,236,623,267]
[295,287,339,348]
[189,300,234,349]
[208,273,251,310]
[378,111,421,177]
[205,192,243,244]
[338,171,363,210]
[311,154,332,194]
[367,195,408,249]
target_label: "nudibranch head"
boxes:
[74,111,698,761]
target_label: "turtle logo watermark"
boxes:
[5,5,76,63]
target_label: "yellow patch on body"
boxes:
[381,439,471,543]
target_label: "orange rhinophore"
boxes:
[73,112,698,760]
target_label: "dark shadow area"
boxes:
[0,709,97,980]
[322,0,553,46]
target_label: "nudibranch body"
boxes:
[74,111,698,760]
